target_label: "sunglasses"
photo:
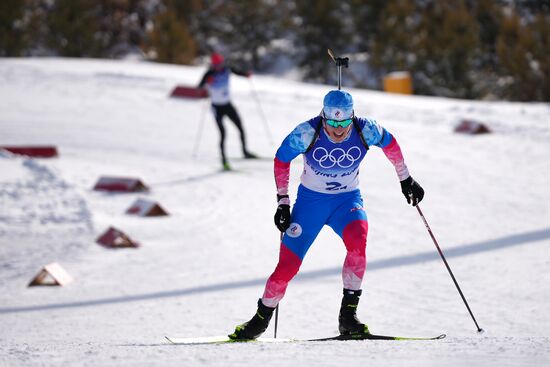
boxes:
[324,118,353,128]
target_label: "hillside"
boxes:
[0,57,549,366]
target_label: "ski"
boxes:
[165,333,445,345]
[165,335,293,345]
[309,333,446,342]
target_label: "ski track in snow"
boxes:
[0,58,549,367]
[0,152,93,285]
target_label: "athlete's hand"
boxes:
[274,195,291,232]
[400,176,424,206]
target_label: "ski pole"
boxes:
[416,204,484,333]
[327,49,349,90]
[191,99,208,158]
[248,78,274,145]
[274,304,279,338]
[273,231,283,338]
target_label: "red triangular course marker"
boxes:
[93,176,149,193]
[96,226,140,248]
[126,198,168,217]
[28,262,73,286]
[454,119,491,135]
[170,85,208,99]
[1,146,58,158]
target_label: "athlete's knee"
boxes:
[343,220,368,254]
[232,117,244,130]
[270,243,302,282]
[218,127,226,140]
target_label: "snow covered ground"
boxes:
[1,57,549,366]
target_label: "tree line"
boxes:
[1,0,548,101]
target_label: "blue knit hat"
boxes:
[323,90,354,120]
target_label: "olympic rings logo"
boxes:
[311,146,362,169]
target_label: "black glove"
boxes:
[400,176,424,206]
[274,195,291,232]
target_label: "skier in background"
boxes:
[229,89,424,340]
[198,53,257,171]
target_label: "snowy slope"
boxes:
[0,57,549,367]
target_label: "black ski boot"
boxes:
[243,151,258,159]
[222,156,231,171]
[228,299,275,340]
[338,289,369,335]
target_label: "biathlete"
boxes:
[198,53,257,170]
[229,89,424,340]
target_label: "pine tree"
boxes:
[46,0,103,57]
[370,0,418,82]
[496,10,548,101]
[96,0,152,58]
[529,13,550,101]
[0,0,27,56]
[472,0,502,69]
[349,0,386,52]
[147,5,196,64]
[294,0,353,84]
[413,1,479,98]
[187,0,290,71]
